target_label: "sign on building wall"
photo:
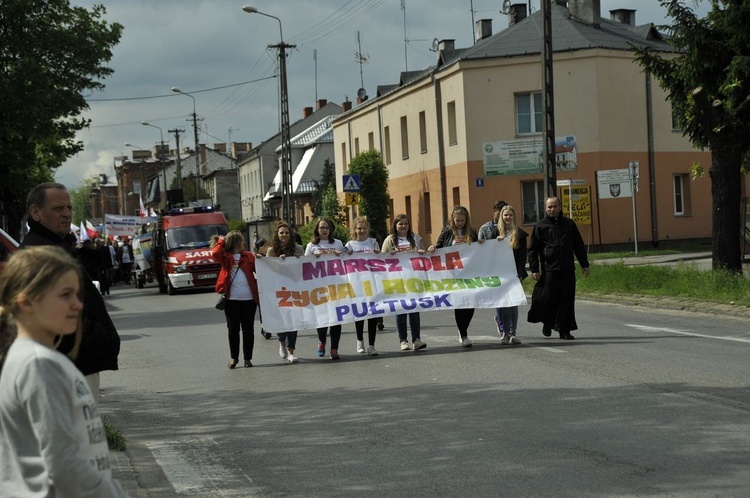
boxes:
[482,135,577,176]
[597,167,639,199]
[559,185,592,225]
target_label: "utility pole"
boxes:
[169,128,184,190]
[273,39,295,225]
[542,0,557,198]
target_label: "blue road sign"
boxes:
[343,174,361,192]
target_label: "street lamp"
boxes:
[171,86,201,203]
[243,5,295,225]
[141,121,168,208]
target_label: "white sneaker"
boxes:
[279,344,288,359]
[367,345,378,356]
[460,336,472,347]
[287,353,299,363]
[400,340,410,351]
[356,340,365,354]
[500,333,510,345]
[509,336,522,345]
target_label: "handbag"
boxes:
[215,260,239,311]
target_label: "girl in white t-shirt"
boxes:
[381,214,427,352]
[305,217,345,359]
[0,246,127,498]
[345,217,381,356]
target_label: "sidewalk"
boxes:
[111,449,147,497]
[592,251,713,267]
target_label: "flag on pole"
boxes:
[139,195,146,218]
[85,220,99,239]
[79,221,90,242]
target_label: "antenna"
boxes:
[430,37,439,52]
[354,31,370,90]
[501,0,511,14]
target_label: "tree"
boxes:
[0,1,123,236]
[69,180,96,225]
[320,185,348,242]
[310,159,336,217]
[634,1,750,273]
[347,150,390,241]
[174,174,210,206]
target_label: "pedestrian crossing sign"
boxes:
[343,174,361,192]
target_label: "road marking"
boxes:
[625,324,750,344]
[536,347,567,353]
[420,335,568,352]
[147,438,259,497]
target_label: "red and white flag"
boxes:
[85,220,99,239]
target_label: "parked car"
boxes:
[0,227,20,276]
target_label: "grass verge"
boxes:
[523,264,750,308]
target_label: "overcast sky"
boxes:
[58,0,710,188]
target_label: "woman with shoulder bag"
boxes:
[211,231,260,369]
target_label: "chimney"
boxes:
[231,142,252,158]
[610,9,635,26]
[474,19,492,42]
[342,99,352,112]
[508,3,528,25]
[569,0,600,26]
[316,98,328,110]
[303,106,313,118]
[213,143,227,154]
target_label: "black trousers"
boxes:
[224,299,257,360]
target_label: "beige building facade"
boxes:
[332,2,747,248]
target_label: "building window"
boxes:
[419,111,428,154]
[400,115,409,159]
[341,142,347,167]
[133,180,141,195]
[354,137,360,156]
[673,174,691,215]
[368,131,375,151]
[452,187,460,207]
[384,126,391,165]
[424,192,432,233]
[516,92,543,135]
[447,101,457,146]
[405,195,412,224]
[671,104,682,131]
[522,180,545,224]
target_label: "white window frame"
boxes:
[673,174,685,215]
[521,180,545,224]
[516,92,543,135]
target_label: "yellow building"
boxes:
[332,1,747,249]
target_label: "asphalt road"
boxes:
[99,282,750,497]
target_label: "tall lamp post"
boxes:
[242,5,295,225]
[141,121,168,208]
[171,87,201,203]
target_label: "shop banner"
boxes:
[256,240,526,332]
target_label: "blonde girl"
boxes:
[491,205,529,344]
[345,217,381,355]
[428,206,479,347]
[305,217,346,359]
[266,221,304,363]
[0,246,127,497]
[381,214,427,351]
[211,230,260,368]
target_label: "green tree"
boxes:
[69,180,96,225]
[310,159,336,217]
[320,185,348,242]
[175,174,210,205]
[0,1,122,236]
[634,1,750,273]
[347,150,390,241]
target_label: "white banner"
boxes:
[256,241,527,333]
[104,214,157,237]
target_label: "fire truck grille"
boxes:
[191,263,222,272]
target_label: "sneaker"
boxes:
[330,348,340,360]
[542,326,552,337]
[377,322,385,331]
[287,354,299,364]
[400,340,410,351]
[367,345,379,356]
[460,336,473,348]
[501,333,510,345]
[509,336,522,345]
[262,329,273,340]
[279,344,288,359]
[356,340,365,354]
[244,360,253,368]
[317,343,325,357]
[413,339,426,350]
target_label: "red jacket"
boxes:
[211,239,260,301]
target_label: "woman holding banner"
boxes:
[345,216,381,356]
[305,218,346,360]
[427,206,478,348]
[266,222,303,364]
[381,214,427,352]
[490,205,528,344]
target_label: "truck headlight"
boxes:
[173,264,189,273]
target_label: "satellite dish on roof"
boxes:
[501,0,511,14]
[357,87,367,100]
[430,37,439,52]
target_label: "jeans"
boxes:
[224,299,257,360]
[499,306,519,336]
[396,312,420,342]
[277,331,298,350]
[317,325,342,349]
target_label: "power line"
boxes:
[86,75,276,102]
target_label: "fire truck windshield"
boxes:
[166,225,228,250]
